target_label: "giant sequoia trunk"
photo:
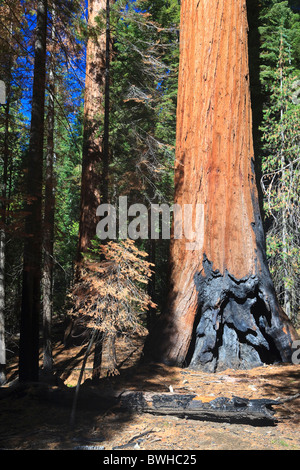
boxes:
[77,0,108,261]
[149,0,298,372]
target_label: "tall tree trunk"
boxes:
[42,8,56,372]
[77,0,108,263]
[148,0,298,372]
[0,228,5,385]
[102,0,110,205]
[76,0,111,380]
[19,0,48,382]
[0,78,10,385]
[146,238,156,331]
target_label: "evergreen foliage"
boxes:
[259,0,300,324]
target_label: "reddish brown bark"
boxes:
[76,0,111,380]
[77,0,107,261]
[148,0,298,371]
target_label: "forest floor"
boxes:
[0,323,300,452]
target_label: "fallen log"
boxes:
[1,379,298,426]
[118,391,300,426]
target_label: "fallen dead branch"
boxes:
[274,392,300,404]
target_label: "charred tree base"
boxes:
[188,257,296,373]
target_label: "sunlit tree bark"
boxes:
[77,0,108,261]
[76,0,111,380]
[149,0,298,372]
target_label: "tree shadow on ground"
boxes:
[2,327,299,449]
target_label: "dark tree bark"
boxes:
[146,238,156,331]
[42,8,56,373]
[119,391,281,425]
[19,0,48,382]
[0,219,5,385]
[147,0,298,372]
[0,76,10,385]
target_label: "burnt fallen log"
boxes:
[118,391,300,426]
[1,379,298,427]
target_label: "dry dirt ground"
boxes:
[0,329,300,452]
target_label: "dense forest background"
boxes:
[0,0,299,383]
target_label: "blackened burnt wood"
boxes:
[1,383,298,426]
[118,391,294,425]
